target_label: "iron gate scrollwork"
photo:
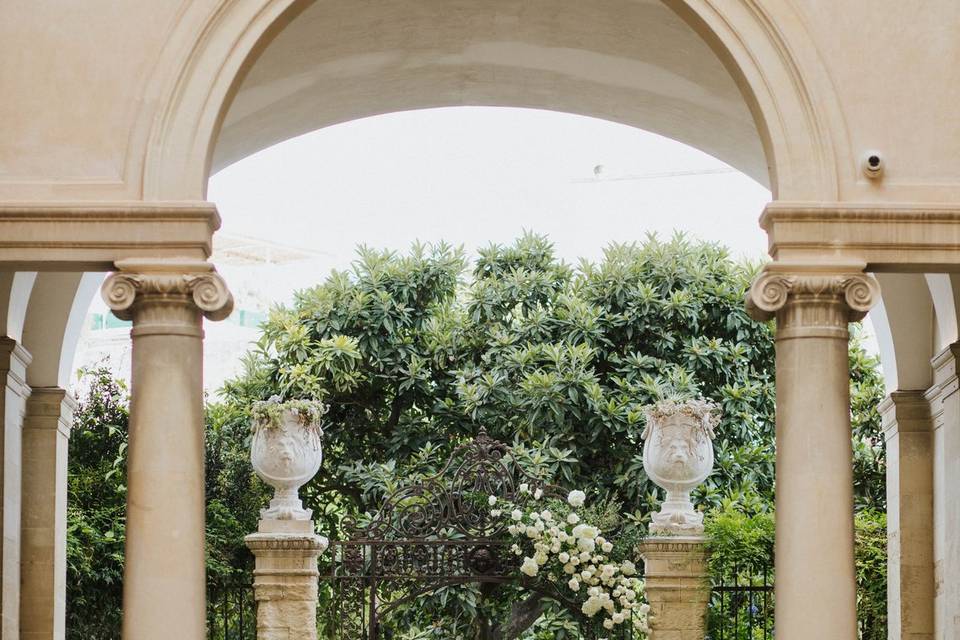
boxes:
[319,430,633,639]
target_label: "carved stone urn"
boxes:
[250,397,327,520]
[641,398,720,535]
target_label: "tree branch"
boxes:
[489,593,545,640]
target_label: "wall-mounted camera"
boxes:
[862,152,884,179]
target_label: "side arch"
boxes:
[872,273,935,393]
[0,272,38,342]
[21,273,102,389]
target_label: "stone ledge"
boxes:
[762,201,960,270]
[245,533,327,552]
[0,201,220,269]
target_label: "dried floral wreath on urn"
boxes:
[249,395,328,520]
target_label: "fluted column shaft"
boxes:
[102,261,232,640]
[748,265,880,640]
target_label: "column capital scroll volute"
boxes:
[102,268,234,321]
[746,269,880,323]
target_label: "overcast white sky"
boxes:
[77,107,792,390]
[208,106,773,301]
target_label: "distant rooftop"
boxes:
[213,233,333,266]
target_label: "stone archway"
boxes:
[135,0,847,203]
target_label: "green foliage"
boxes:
[66,368,128,640]
[66,369,270,639]
[213,233,886,636]
[850,339,886,511]
[704,505,888,639]
[855,510,888,639]
[67,233,888,638]
[704,503,775,577]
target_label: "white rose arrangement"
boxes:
[492,485,651,635]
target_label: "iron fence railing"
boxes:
[707,564,774,640]
[207,582,255,640]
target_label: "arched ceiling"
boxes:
[214,0,767,185]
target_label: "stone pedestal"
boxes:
[638,536,710,640]
[245,519,327,640]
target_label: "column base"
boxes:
[637,536,710,640]
[245,520,328,640]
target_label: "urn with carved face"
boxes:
[642,399,719,535]
[250,401,325,520]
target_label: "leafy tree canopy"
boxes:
[222,232,885,529]
[66,233,886,639]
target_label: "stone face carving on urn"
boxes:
[642,398,719,535]
[250,397,326,520]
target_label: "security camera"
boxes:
[863,152,884,179]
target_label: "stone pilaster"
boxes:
[637,537,710,640]
[880,391,934,640]
[0,338,30,640]
[926,345,960,640]
[102,260,233,640]
[747,263,880,640]
[245,520,327,640]
[20,387,75,640]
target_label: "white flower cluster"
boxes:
[494,487,651,634]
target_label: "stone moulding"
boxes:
[0,201,220,269]
[762,202,960,270]
[244,534,328,553]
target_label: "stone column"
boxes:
[880,391,934,640]
[20,388,74,640]
[102,260,232,640]
[0,338,30,639]
[245,520,327,640]
[747,264,880,640]
[638,537,710,640]
[927,344,960,639]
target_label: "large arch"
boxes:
[135,0,848,203]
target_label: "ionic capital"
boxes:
[747,268,880,324]
[101,261,233,322]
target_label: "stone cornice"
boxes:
[0,201,220,269]
[762,202,960,270]
[245,533,328,553]
[0,337,32,396]
[637,540,708,554]
[24,387,76,436]
[879,391,931,439]
[926,343,960,415]
[746,264,880,329]
[102,260,234,324]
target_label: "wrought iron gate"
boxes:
[318,430,636,639]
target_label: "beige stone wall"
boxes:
[0,1,957,203]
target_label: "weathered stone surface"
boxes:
[246,524,328,640]
[638,537,709,640]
